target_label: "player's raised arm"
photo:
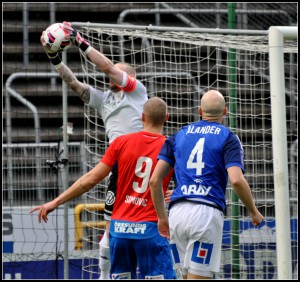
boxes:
[62,21,124,86]
[40,28,91,104]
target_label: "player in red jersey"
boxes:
[41,21,149,279]
[29,97,176,279]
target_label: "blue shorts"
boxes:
[109,221,176,279]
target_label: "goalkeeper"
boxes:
[40,22,148,280]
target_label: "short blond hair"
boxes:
[143,97,167,126]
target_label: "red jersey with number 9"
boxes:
[100,131,173,222]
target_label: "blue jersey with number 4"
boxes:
[158,120,245,213]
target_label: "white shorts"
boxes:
[169,201,224,278]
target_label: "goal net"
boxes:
[75,23,297,279]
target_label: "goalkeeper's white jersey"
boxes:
[87,80,148,143]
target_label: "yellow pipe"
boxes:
[74,203,106,250]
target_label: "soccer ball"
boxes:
[43,23,72,53]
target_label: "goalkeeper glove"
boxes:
[63,21,92,55]
[40,31,62,66]
[45,51,62,66]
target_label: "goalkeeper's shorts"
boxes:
[104,163,118,221]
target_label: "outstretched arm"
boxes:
[40,31,90,104]
[63,22,124,86]
[55,63,90,104]
[86,49,124,86]
[29,162,112,223]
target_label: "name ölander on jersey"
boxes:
[125,195,148,207]
[186,125,221,135]
[181,184,212,196]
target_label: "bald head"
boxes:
[143,97,168,126]
[115,62,136,77]
[109,62,136,91]
[199,90,226,121]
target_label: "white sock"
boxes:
[99,231,110,280]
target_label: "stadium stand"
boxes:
[3,2,297,143]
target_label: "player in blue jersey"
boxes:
[150,90,264,279]
[40,22,148,279]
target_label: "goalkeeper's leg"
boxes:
[99,224,111,280]
[99,166,117,279]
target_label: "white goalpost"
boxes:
[72,22,297,279]
[268,26,298,279]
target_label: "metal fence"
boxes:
[3,142,86,206]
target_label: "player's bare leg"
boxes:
[187,272,211,280]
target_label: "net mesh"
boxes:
[76,24,297,279]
